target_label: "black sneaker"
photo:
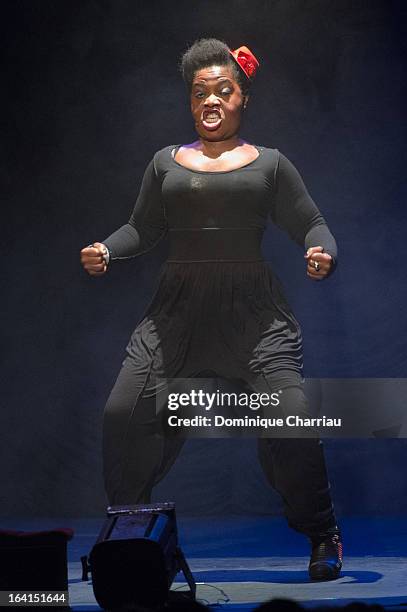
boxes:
[308,533,343,581]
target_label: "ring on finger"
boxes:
[313,260,320,272]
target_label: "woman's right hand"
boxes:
[80,242,108,276]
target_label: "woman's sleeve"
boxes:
[102,155,167,260]
[270,152,338,271]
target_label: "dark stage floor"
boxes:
[2,516,407,611]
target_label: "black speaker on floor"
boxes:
[0,527,73,603]
[81,502,196,610]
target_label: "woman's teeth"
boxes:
[202,111,222,131]
[205,112,220,123]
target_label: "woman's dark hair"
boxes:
[180,38,250,95]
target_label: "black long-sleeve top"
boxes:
[101,144,338,376]
[102,145,337,269]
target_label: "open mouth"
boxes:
[202,110,222,131]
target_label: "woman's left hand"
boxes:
[304,246,333,280]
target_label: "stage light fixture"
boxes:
[81,502,196,610]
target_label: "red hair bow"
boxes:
[229,45,259,79]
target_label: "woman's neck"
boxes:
[196,136,244,159]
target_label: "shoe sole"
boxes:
[309,562,342,581]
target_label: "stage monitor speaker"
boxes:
[81,502,196,610]
[0,528,73,593]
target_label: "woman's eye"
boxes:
[220,88,232,95]
[195,91,205,99]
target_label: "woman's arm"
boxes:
[101,155,167,260]
[270,152,338,277]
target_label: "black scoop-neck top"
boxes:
[102,144,338,376]
[103,144,337,265]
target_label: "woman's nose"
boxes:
[204,94,220,106]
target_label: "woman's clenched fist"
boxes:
[80,242,108,276]
[304,246,333,280]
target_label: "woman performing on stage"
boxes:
[80,38,342,581]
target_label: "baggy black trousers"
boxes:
[102,351,338,539]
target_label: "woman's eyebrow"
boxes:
[192,77,233,87]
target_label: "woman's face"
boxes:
[190,64,246,142]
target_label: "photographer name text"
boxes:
[167,415,342,429]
